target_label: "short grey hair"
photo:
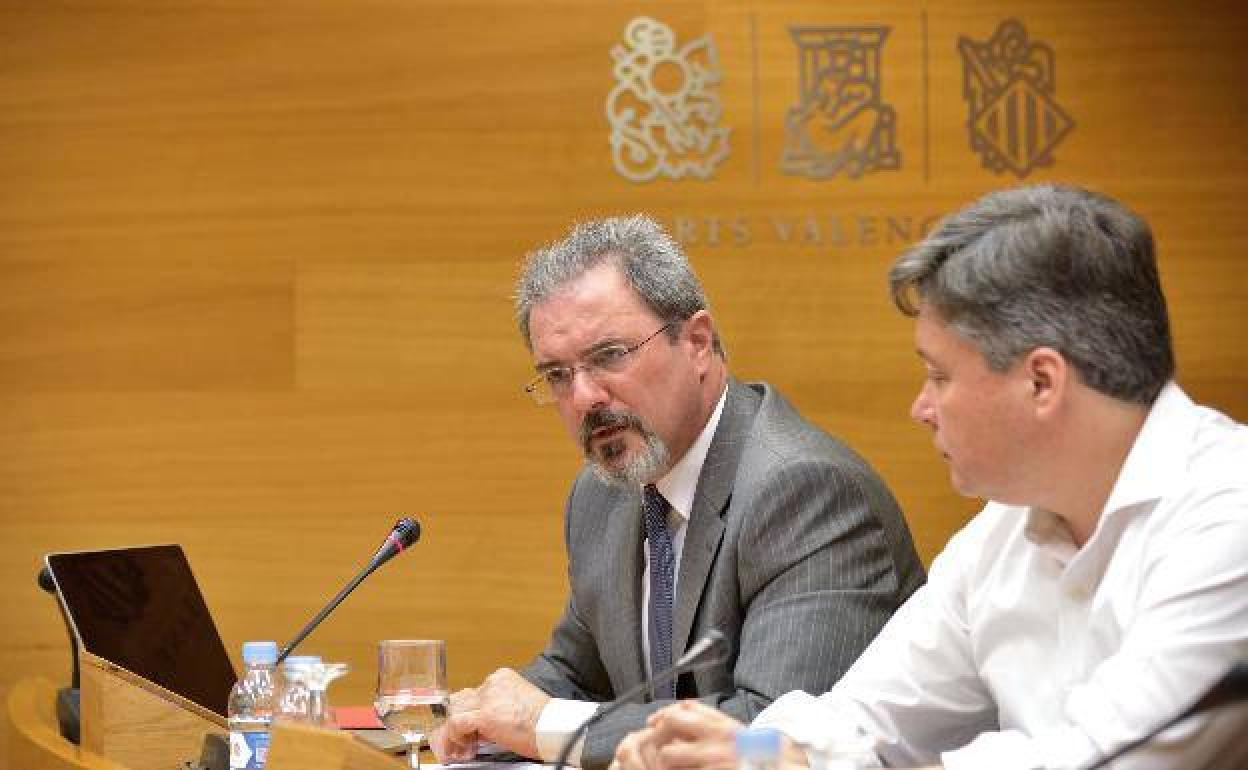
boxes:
[889,184,1173,405]
[515,214,724,355]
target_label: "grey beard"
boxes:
[580,408,670,487]
[589,428,669,487]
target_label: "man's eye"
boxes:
[544,368,573,386]
[590,346,630,369]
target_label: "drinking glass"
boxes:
[374,640,448,769]
[276,658,316,723]
[305,661,349,727]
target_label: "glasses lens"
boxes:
[589,346,632,374]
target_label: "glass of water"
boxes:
[375,640,448,769]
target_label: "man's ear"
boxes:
[683,310,717,365]
[1023,346,1068,418]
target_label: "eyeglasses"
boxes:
[524,322,675,405]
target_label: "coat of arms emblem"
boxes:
[958,19,1075,177]
[781,26,901,179]
[606,17,731,182]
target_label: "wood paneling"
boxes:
[2,1,1244,730]
[0,258,293,390]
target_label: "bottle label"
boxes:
[230,729,270,769]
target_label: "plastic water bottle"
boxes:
[228,640,278,770]
[736,727,783,770]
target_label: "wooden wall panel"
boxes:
[0,258,292,390]
[2,0,1245,728]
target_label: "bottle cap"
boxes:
[736,727,782,758]
[241,640,279,664]
[282,655,323,669]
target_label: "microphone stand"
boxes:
[553,630,730,770]
[278,563,379,664]
[277,517,420,663]
[37,566,82,744]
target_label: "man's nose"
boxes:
[910,387,935,426]
[568,368,610,413]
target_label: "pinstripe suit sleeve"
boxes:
[727,450,919,710]
[520,473,616,703]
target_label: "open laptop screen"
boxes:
[45,544,237,716]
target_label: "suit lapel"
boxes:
[603,486,648,689]
[672,379,758,656]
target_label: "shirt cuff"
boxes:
[535,698,600,766]
[753,691,882,769]
[753,691,826,744]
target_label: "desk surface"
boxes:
[4,677,548,770]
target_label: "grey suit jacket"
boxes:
[522,379,925,769]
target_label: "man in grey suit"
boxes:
[431,215,924,769]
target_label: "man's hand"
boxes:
[613,701,815,770]
[429,686,479,763]
[428,668,551,763]
[613,701,743,770]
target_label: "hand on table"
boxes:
[612,700,745,770]
[429,668,550,763]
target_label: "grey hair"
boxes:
[515,214,724,355]
[889,184,1173,405]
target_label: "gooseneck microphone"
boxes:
[553,629,731,770]
[277,517,421,664]
[1079,661,1248,770]
[36,566,79,687]
[37,565,82,744]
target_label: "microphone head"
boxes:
[1195,660,1248,713]
[38,566,57,594]
[1226,661,1248,691]
[701,629,730,664]
[369,516,423,570]
[676,628,730,669]
[392,517,421,549]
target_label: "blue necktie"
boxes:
[643,484,676,700]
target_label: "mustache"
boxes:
[579,408,646,451]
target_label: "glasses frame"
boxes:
[523,322,675,405]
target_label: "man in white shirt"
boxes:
[429,215,925,769]
[611,184,1248,770]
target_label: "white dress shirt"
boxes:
[534,385,729,765]
[754,383,1248,770]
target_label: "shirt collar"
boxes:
[1100,381,1194,516]
[653,384,729,523]
[1023,381,1195,569]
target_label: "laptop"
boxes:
[44,544,237,717]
